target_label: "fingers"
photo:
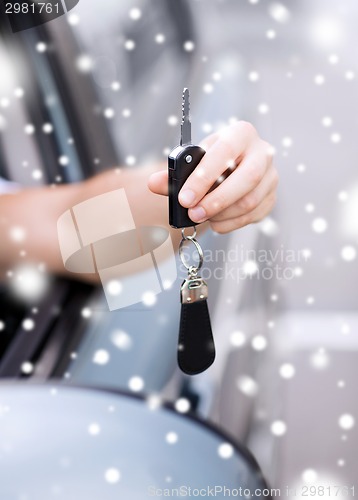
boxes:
[148,170,168,196]
[147,122,277,236]
[210,164,278,222]
[210,191,277,234]
[179,121,258,209]
[199,131,220,151]
[188,147,271,223]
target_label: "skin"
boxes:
[149,121,278,234]
[0,121,278,282]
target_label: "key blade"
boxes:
[180,87,192,146]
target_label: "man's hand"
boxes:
[148,121,278,234]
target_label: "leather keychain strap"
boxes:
[178,299,215,375]
[178,229,216,375]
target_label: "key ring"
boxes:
[179,227,204,272]
[181,226,197,241]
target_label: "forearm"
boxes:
[0,165,205,280]
[0,184,81,279]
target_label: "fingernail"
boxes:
[190,206,207,222]
[179,189,196,207]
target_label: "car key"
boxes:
[168,88,206,229]
[168,89,215,375]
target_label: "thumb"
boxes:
[148,170,168,196]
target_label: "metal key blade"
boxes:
[180,88,192,146]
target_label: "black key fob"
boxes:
[168,144,205,228]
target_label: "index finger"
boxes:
[178,121,257,208]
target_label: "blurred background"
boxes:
[0,0,357,493]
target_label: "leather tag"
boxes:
[178,300,215,375]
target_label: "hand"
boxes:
[148,121,278,234]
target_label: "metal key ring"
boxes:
[181,226,197,241]
[179,235,204,271]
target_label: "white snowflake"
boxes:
[306,296,315,305]
[341,246,356,262]
[331,132,341,143]
[282,137,293,148]
[59,155,69,166]
[321,116,332,127]
[203,83,214,93]
[142,291,157,306]
[310,348,330,370]
[43,123,53,134]
[93,349,110,365]
[266,29,277,39]
[183,41,195,52]
[81,307,92,318]
[106,280,122,296]
[111,81,121,91]
[129,7,142,20]
[166,432,178,444]
[338,414,355,430]
[125,155,136,166]
[12,265,48,302]
[251,335,267,351]
[147,394,162,411]
[124,39,136,51]
[24,124,35,135]
[122,108,131,118]
[76,55,93,73]
[105,468,121,484]
[104,108,115,119]
[237,375,258,397]
[175,398,191,413]
[14,87,24,98]
[167,115,178,126]
[302,468,318,482]
[243,260,259,276]
[88,423,101,436]
[328,54,339,64]
[338,191,348,202]
[32,169,43,180]
[297,163,306,173]
[111,330,132,350]
[21,361,34,375]
[218,442,234,459]
[128,376,144,392]
[305,203,315,213]
[67,13,80,26]
[269,3,290,23]
[258,103,270,114]
[248,71,260,82]
[314,74,325,85]
[271,420,287,436]
[36,42,47,53]
[279,363,295,379]
[312,217,328,233]
[10,226,26,243]
[155,33,166,44]
[230,330,246,348]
